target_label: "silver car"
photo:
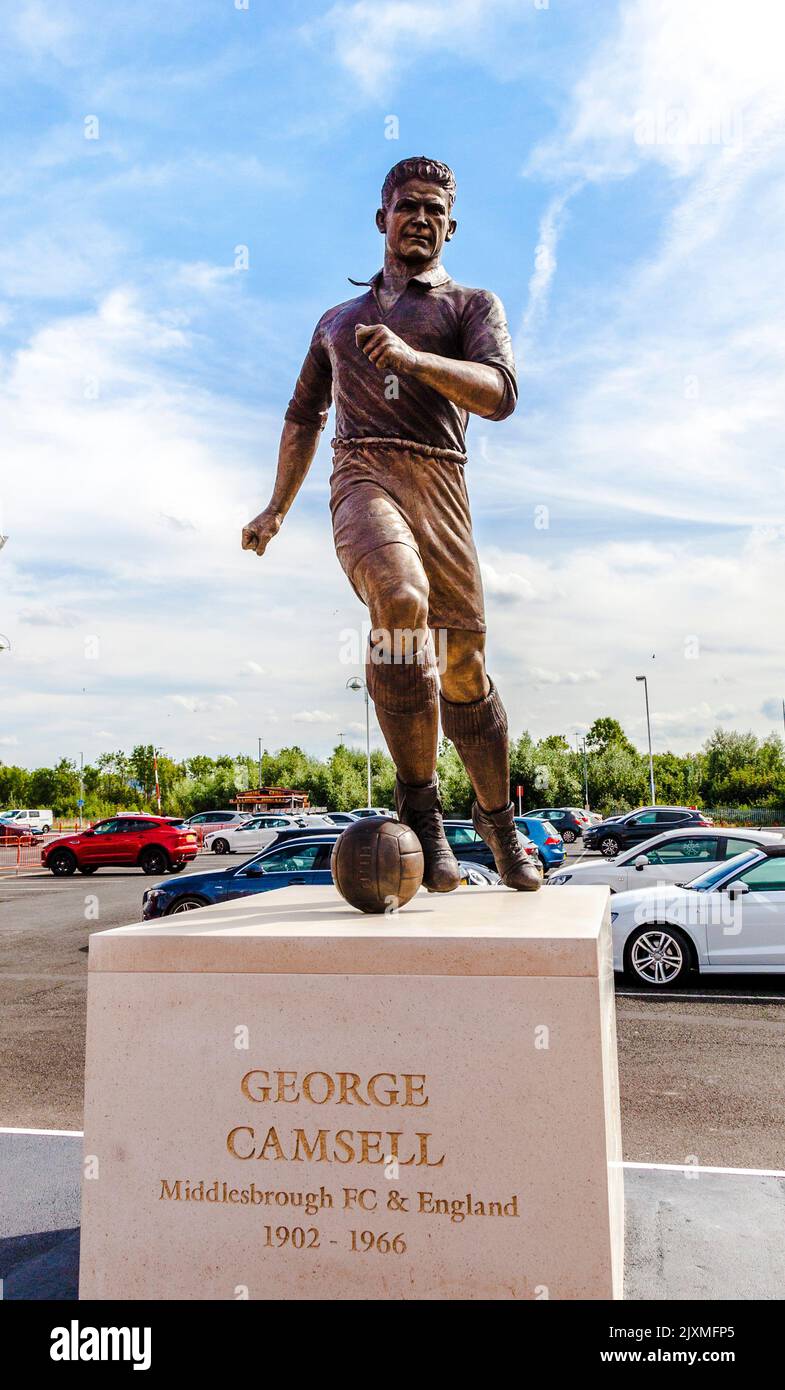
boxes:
[548,827,780,892]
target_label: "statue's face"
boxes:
[376,177,456,265]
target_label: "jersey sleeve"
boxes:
[284,316,333,430]
[459,290,518,421]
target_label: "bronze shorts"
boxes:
[330,440,486,633]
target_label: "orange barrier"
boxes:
[0,837,44,873]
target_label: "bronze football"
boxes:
[331,818,424,914]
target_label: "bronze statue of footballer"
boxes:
[243,157,540,893]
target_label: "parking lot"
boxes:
[2,844,785,1167]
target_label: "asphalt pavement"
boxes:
[2,846,785,1164]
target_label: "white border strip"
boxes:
[2,1129,784,1177]
[616,1160,785,1178]
[0,1126,83,1137]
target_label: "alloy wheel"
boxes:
[630,929,685,985]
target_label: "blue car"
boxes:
[141,831,502,918]
[143,835,338,918]
[514,817,565,872]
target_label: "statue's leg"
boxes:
[354,541,437,785]
[351,542,460,894]
[440,630,540,892]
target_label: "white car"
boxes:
[204,814,304,855]
[3,807,53,833]
[548,827,780,893]
[610,844,785,987]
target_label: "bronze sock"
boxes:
[440,679,510,812]
[366,639,439,786]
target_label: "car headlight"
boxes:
[550,873,572,885]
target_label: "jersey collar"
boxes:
[348,266,452,291]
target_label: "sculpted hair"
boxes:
[381,157,457,210]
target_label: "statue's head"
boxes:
[376,156,457,266]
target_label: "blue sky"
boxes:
[2,0,784,768]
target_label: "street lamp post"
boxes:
[636,674,656,805]
[346,678,372,809]
[258,736,263,792]
[575,734,589,813]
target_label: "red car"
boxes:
[42,815,199,877]
[0,820,35,845]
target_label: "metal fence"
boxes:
[707,806,785,827]
[0,838,44,873]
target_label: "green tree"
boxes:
[586,717,637,757]
[0,764,30,808]
[436,740,472,816]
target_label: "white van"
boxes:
[2,808,53,833]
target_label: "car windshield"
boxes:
[683,848,762,892]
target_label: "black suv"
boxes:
[526,807,590,844]
[584,807,712,858]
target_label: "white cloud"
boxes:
[518,189,575,349]
[12,0,77,64]
[292,710,335,724]
[527,0,785,183]
[307,0,529,96]
[170,695,239,714]
[480,562,538,604]
[19,605,81,628]
[528,668,601,687]
[177,262,240,293]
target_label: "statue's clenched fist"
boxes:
[242,507,282,556]
[355,323,420,374]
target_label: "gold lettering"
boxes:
[337,1072,370,1105]
[366,1073,399,1106]
[416,1132,445,1167]
[159,1179,181,1200]
[240,1070,271,1102]
[387,1131,415,1165]
[302,1071,335,1105]
[403,1074,428,1107]
[359,1131,385,1164]
[276,1071,300,1103]
[226,1126,255,1159]
[257,1126,285,1161]
[334,1129,356,1163]
[291,1128,330,1162]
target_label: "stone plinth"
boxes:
[79,884,623,1300]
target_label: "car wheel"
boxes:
[538,852,548,870]
[41,825,51,834]
[166,896,208,915]
[140,847,170,876]
[79,866,98,875]
[212,838,230,855]
[600,835,621,857]
[624,925,693,988]
[562,828,576,844]
[49,850,77,876]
